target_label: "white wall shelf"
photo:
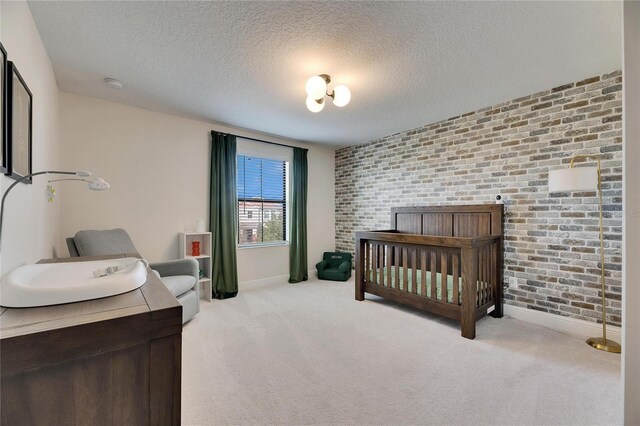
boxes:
[185,254,211,259]
[179,232,212,302]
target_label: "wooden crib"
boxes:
[355,205,504,339]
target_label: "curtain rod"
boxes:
[213,131,308,152]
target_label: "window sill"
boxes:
[237,242,289,250]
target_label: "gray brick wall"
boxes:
[335,71,623,326]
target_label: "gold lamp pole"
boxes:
[550,155,621,353]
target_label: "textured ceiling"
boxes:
[27,1,622,147]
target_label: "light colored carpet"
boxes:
[181,277,621,426]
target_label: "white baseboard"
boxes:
[504,305,622,342]
[239,269,317,287]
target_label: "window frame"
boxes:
[236,142,291,249]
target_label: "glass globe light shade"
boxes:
[306,96,325,113]
[306,76,327,100]
[332,85,351,107]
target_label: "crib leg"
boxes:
[461,318,476,340]
[355,267,365,301]
[490,283,504,318]
[491,301,504,318]
[355,284,365,301]
[355,239,365,301]
[461,247,478,340]
[460,292,476,339]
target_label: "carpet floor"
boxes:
[181,277,621,426]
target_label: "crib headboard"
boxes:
[390,204,503,237]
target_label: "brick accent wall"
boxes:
[335,71,623,326]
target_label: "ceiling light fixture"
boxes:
[104,77,124,90]
[305,74,351,113]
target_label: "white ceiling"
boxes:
[27,1,622,148]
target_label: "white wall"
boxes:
[0,2,61,276]
[58,92,335,283]
[623,2,640,424]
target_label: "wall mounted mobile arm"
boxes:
[0,170,107,250]
[48,177,111,191]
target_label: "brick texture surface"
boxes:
[335,71,623,326]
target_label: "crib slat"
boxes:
[421,250,427,297]
[402,247,409,292]
[387,245,392,289]
[411,249,418,294]
[372,244,377,285]
[369,244,374,285]
[371,244,380,285]
[453,252,460,305]
[386,244,392,288]
[477,246,483,306]
[383,245,387,286]
[480,245,484,305]
[378,245,382,285]
[430,250,437,299]
[441,251,448,303]
[377,244,384,286]
[365,243,370,284]
[380,244,384,285]
[478,247,485,305]
[380,245,385,283]
[394,247,402,290]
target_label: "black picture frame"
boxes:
[7,61,32,184]
[0,43,7,174]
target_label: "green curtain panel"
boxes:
[209,131,239,299]
[289,147,308,283]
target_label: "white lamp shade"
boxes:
[332,85,351,107]
[548,167,598,192]
[306,96,325,113]
[305,76,327,100]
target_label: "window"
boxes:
[237,155,287,246]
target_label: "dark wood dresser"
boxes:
[0,254,182,425]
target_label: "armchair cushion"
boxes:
[149,258,199,279]
[161,275,198,298]
[338,261,350,273]
[150,258,200,301]
[73,228,138,257]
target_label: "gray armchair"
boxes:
[66,228,199,324]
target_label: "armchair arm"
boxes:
[149,258,199,278]
[338,260,351,273]
[315,260,329,271]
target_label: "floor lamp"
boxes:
[548,155,621,353]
